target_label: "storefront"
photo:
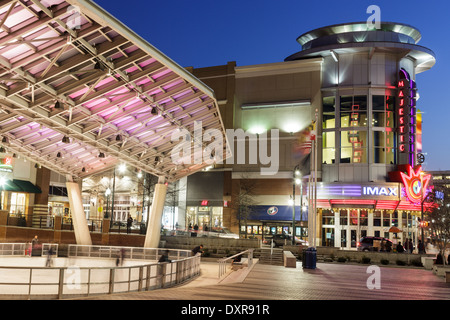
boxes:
[186,204,224,231]
[242,205,308,240]
[312,165,434,248]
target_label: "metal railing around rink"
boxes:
[0,244,201,300]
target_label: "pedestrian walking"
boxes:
[418,240,426,254]
[46,247,54,267]
[116,248,125,266]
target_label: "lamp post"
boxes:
[105,188,111,219]
[292,165,301,245]
[0,177,5,210]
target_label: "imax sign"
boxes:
[363,186,398,197]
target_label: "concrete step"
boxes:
[254,248,284,265]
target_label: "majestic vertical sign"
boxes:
[397,69,416,165]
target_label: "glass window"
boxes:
[360,210,368,226]
[340,210,348,225]
[322,96,336,129]
[386,131,396,164]
[373,211,381,227]
[341,130,367,163]
[372,131,385,164]
[322,131,335,164]
[372,95,385,127]
[351,230,357,247]
[386,96,395,129]
[322,227,335,247]
[340,95,367,128]
[322,209,335,225]
[383,212,391,227]
[9,193,27,216]
[350,210,358,226]
[392,210,398,227]
[341,229,347,248]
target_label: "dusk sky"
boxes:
[94,0,450,171]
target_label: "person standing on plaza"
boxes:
[407,238,414,253]
[126,214,133,234]
[31,235,39,256]
[385,240,392,252]
[418,240,426,254]
[396,242,405,253]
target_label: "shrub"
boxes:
[361,256,370,264]
[337,257,347,263]
[410,259,423,267]
[396,260,406,266]
[361,256,371,264]
[380,259,389,265]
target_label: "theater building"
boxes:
[187,22,436,248]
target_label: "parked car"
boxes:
[203,228,240,239]
[357,236,393,252]
[263,234,308,247]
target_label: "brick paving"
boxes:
[80,261,450,300]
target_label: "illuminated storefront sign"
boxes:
[400,165,430,204]
[362,186,397,196]
[316,183,399,199]
[0,157,13,173]
[397,69,416,165]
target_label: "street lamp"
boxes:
[0,176,5,210]
[292,165,302,245]
[105,187,111,219]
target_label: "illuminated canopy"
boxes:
[0,0,226,182]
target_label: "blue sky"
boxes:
[94,0,450,171]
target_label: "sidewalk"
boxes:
[81,260,450,300]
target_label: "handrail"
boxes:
[217,249,254,278]
[0,244,201,299]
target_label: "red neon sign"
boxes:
[400,165,430,204]
[2,157,12,165]
[201,200,208,206]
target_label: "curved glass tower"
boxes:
[286,22,435,183]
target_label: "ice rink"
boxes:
[0,256,160,299]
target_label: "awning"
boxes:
[0,0,227,182]
[1,179,42,193]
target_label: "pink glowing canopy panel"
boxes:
[0,0,225,181]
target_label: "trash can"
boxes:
[302,247,317,269]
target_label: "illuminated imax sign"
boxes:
[363,186,398,196]
[316,183,399,199]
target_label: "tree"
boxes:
[426,187,450,265]
[232,176,258,239]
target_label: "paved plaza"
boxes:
[80,260,450,300]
